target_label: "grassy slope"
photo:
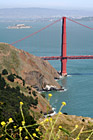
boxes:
[1,72,52,119]
[39,114,93,140]
[0,43,21,74]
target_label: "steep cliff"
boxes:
[0,43,61,91]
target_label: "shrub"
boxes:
[15,74,22,80]
[16,86,20,92]
[7,74,15,82]
[32,97,38,106]
[23,79,25,86]
[32,91,37,96]
[2,69,8,75]
[0,102,41,140]
[0,75,6,89]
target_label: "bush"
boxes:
[23,79,25,86]
[32,91,37,96]
[0,102,41,140]
[16,86,20,92]
[32,97,38,106]
[0,76,6,89]
[2,69,8,75]
[7,74,15,82]
[16,75,22,80]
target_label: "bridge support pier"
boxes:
[61,17,67,76]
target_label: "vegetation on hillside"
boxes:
[0,94,93,140]
[0,70,39,122]
[0,43,21,74]
[0,43,61,91]
[0,68,93,139]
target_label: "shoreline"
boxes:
[44,108,56,118]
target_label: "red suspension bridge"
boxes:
[10,17,93,76]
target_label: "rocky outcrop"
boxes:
[43,85,64,91]
[0,43,61,91]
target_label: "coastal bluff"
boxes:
[0,43,61,91]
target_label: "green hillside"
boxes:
[0,71,38,121]
[0,43,21,74]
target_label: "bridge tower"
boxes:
[61,17,67,76]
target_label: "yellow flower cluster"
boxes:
[14,126,17,129]
[19,126,23,131]
[22,121,25,126]
[1,121,6,126]
[20,101,23,105]
[59,126,62,129]
[36,128,39,132]
[50,118,52,122]
[48,94,52,97]
[75,124,78,128]
[8,118,13,123]
[45,118,49,122]
[25,136,29,139]
[59,112,62,115]
[62,101,66,106]
[5,138,9,140]
[33,133,36,137]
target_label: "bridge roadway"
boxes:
[40,55,93,60]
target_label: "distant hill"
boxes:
[0,7,93,20]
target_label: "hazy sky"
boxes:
[0,0,93,10]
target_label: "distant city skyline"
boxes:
[0,0,93,10]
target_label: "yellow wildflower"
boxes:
[5,138,9,140]
[45,118,49,122]
[8,118,13,123]
[22,121,25,126]
[19,126,23,131]
[14,126,17,129]
[33,133,36,137]
[75,124,78,128]
[36,128,39,132]
[86,139,89,140]
[62,101,66,106]
[1,121,6,126]
[59,126,62,129]
[59,112,62,115]
[25,136,29,139]
[50,118,52,122]
[48,94,52,97]
[20,102,23,105]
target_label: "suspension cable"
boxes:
[66,17,93,30]
[10,18,62,45]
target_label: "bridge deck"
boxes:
[40,55,93,60]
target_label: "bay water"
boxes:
[0,19,93,118]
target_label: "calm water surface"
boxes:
[0,20,93,118]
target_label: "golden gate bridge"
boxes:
[10,17,93,76]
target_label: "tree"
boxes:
[23,79,25,86]
[0,77,6,89]
[2,69,8,75]
[32,91,37,96]
[7,74,15,82]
